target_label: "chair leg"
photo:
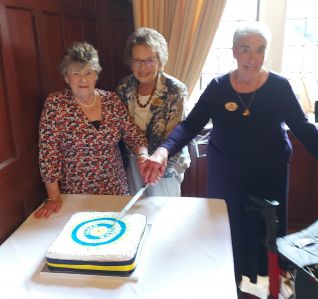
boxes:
[268,251,281,299]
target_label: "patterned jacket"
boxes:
[117,71,190,177]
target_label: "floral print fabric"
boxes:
[39,88,147,195]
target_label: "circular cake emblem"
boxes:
[71,218,126,246]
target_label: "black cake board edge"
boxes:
[39,224,151,282]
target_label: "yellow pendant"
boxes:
[242,109,250,116]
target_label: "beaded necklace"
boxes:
[136,77,157,108]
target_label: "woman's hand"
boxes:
[34,181,62,219]
[33,199,62,219]
[141,147,168,184]
[136,153,149,167]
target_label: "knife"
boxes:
[114,183,149,223]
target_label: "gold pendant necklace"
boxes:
[236,91,256,117]
[243,107,250,116]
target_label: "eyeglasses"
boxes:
[129,59,158,68]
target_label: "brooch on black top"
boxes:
[224,101,238,112]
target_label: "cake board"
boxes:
[40,224,151,282]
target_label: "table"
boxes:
[0,195,237,299]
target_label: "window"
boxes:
[189,0,318,117]
[281,0,318,114]
[188,0,258,109]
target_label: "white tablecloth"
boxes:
[0,194,237,299]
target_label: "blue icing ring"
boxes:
[72,217,126,246]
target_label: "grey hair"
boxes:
[123,27,168,68]
[59,42,102,76]
[233,21,272,48]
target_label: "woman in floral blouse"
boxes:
[34,42,148,219]
[117,27,190,197]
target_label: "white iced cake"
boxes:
[46,212,147,275]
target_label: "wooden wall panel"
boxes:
[62,14,83,48]
[98,0,134,90]
[287,133,318,229]
[82,0,96,11]
[0,7,29,243]
[6,7,41,145]
[37,12,65,96]
[4,6,47,220]
[0,0,134,244]
[308,162,318,222]
[0,183,25,243]
[61,0,81,10]
[0,68,15,163]
[0,0,95,243]
[109,21,131,87]
[83,17,98,48]
[181,142,208,198]
[1,0,58,11]
[287,137,313,224]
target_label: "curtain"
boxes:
[132,0,227,97]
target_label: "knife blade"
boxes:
[115,183,149,222]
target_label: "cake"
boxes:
[46,212,147,276]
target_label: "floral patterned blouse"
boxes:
[39,88,148,195]
[117,71,191,178]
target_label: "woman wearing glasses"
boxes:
[117,27,190,196]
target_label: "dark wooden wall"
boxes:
[287,132,318,229]
[99,0,133,90]
[182,133,318,230]
[0,0,134,244]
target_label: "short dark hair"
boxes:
[59,42,102,76]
